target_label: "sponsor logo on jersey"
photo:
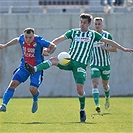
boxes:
[75,37,90,42]
[33,42,37,47]
[102,70,110,75]
[77,67,86,73]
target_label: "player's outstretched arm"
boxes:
[52,35,67,45]
[0,38,19,49]
[42,35,66,56]
[102,38,133,52]
[100,45,117,52]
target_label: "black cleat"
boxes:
[95,106,101,113]
[24,62,35,75]
[80,110,86,122]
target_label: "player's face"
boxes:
[79,18,90,32]
[24,32,34,44]
[94,20,103,32]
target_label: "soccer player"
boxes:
[90,17,117,113]
[0,28,56,113]
[25,13,133,122]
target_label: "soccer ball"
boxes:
[57,52,71,65]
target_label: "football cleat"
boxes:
[105,98,110,109]
[95,106,101,113]
[32,101,38,113]
[80,110,86,122]
[24,62,35,75]
[0,105,6,112]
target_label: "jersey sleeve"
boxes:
[108,33,113,40]
[36,36,50,48]
[64,29,73,39]
[18,34,24,45]
[94,31,103,41]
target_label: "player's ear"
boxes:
[88,22,91,26]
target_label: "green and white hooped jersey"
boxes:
[64,28,103,65]
[90,30,113,67]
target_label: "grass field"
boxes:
[0,97,132,133]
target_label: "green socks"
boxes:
[104,85,110,99]
[78,92,86,110]
[92,88,100,106]
[92,86,110,107]
[36,60,52,71]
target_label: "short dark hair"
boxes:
[80,13,93,23]
[23,28,35,34]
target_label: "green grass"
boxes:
[0,97,132,133]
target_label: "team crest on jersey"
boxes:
[88,32,93,37]
[33,42,37,47]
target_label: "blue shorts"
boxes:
[12,66,43,88]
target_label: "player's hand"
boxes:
[42,48,50,56]
[100,45,107,50]
[123,48,133,52]
[0,44,6,49]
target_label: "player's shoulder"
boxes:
[34,34,42,38]
[89,30,98,35]
[74,28,80,30]
[34,34,43,41]
[89,29,95,33]
[102,30,112,39]
[72,28,81,31]
[19,34,24,41]
[66,28,80,35]
[102,30,111,35]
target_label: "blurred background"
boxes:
[0,0,132,97]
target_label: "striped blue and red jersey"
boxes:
[18,34,50,67]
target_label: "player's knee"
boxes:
[93,85,98,88]
[77,90,84,96]
[102,84,108,89]
[29,86,38,95]
[9,80,20,88]
[77,84,84,96]
[92,80,99,88]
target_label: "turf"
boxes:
[0,97,132,133]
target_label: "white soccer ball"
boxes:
[57,52,71,65]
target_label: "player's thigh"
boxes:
[90,66,101,79]
[73,63,87,85]
[101,66,110,80]
[30,71,43,88]
[12,67,29,83]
